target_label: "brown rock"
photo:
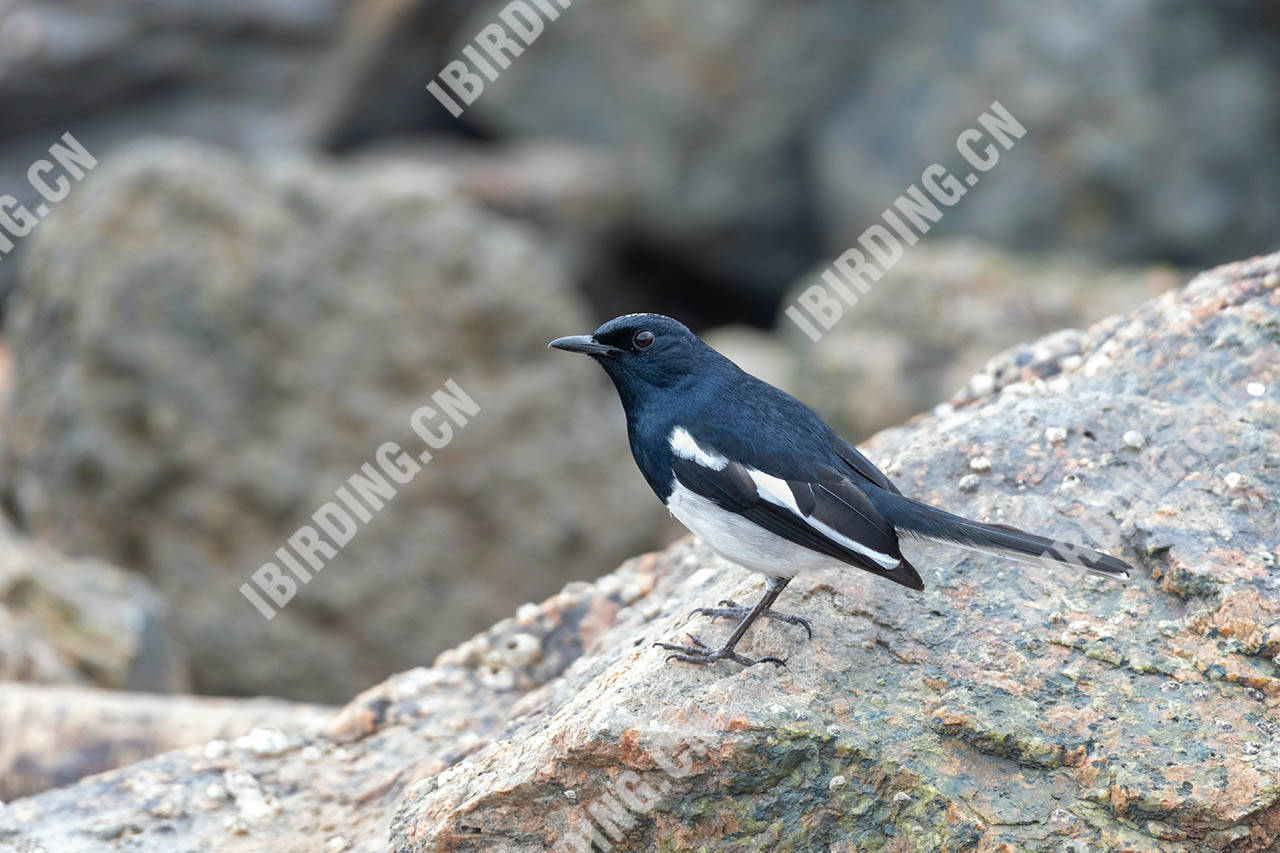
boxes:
[2,252,1278,851]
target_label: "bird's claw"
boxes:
[688,603,814,640]
[654,640,786,668]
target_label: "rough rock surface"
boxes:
[0,140,665,701]
[782,242,1180,439]
[0,557,664,851]
[3,252,1278,851]
[0,520,184,693]
[0,684,332,801]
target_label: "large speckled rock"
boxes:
[782,242,1179,439]
[0,140,664,701]
[0,519,184,693]
[2,252,1278,851]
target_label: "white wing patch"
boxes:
[748,469,800,512]
[669,426,901,572]
[669,427,729,470]
[745,469,899,569]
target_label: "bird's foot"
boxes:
[654,634,786,668]
[689,600,814,640]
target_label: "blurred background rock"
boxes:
[0,0,1275,712]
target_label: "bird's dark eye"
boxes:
[633,330,655,349]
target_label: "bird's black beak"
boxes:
[548,335,619,357]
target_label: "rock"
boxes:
[462,0,866,314]
[3,251,1277,850]
[0,139,665,701]
[0,556,666,851]
[0,0,473,303]
[0,683,332,801]
[782,241,1179,438]
[0,519,184,693]
[810,2,1280,268]
[463,0,1280,309]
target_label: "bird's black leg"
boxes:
[689,596,813,640]
[656,576,796,667]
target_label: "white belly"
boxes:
[666,482,841,577]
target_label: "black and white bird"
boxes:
[550,313,1131,667]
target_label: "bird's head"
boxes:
[549,313,715,407]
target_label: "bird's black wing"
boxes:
[670,447,924,591]
[830,434,902,495]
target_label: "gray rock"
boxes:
[0,519,185,693]
[463,0,1280,302]
[811,1,1280,267]
[0,0,460,301]
[0,683,332,801]
[781,241,1181,439]
[3,251,1276,852]
[462,0,870,307]
[0,140,665,701]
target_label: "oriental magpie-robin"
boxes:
[550,313,1131,667]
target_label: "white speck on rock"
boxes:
[969,373,996,396]
[477,663,516,691]
[595,575,623,598]
[235,727,290,757]
[564,790,577,801]
[892,791,912,804]
[328,837,350,852]
[969,457,992,473]
[1122,430,1145,450]
[515,602,542,626]
[1044,427,1068,444]
[958,474,980,492]
[203,739,230,761]
[492,632,541,667]
[829,775,847,791]
[1224,472,1247,490]
[1247,382,1266,397]
[687,567,718,587]
[224,770,281,823]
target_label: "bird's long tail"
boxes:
[866,489,1131,579]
